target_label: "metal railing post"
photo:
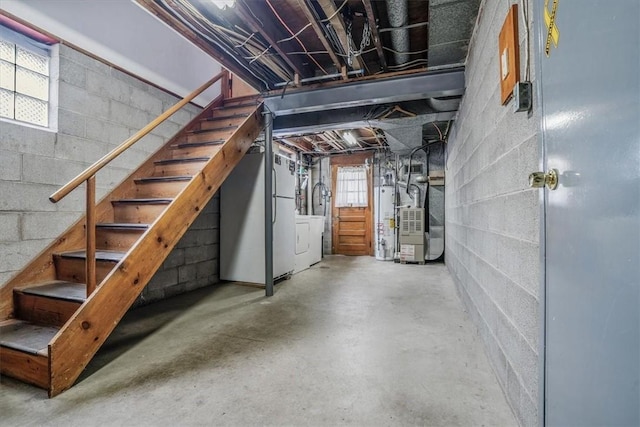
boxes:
[264,111,274,297]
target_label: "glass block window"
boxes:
[0,38,50,127]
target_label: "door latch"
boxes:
[529,169,559,190]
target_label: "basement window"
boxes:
[335,166,368,207]
[0,24,58,130]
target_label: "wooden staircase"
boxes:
[0,75,264,396]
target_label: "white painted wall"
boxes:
[0,0,222,106]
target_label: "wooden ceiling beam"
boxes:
[316,0,363,72]
[362,0,388,72]
[278,137,312,152]
[299,0,343,73]
[136,0,266,91]
[234,1,307,79]
[318,132,344,151]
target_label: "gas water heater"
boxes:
[374,185,395,260]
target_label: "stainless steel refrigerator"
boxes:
[220,149,295,284]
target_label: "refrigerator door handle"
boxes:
[272,166,277,224]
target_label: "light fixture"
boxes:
[212,0,235,9]
[343,131,358,147]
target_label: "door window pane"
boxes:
[335,166,368,207]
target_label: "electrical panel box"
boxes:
[399,208,425,263]
[513,81,532,112]
[499,4,520,104]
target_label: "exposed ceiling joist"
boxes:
[298,0,343,74]
[234,1,306,79]
[277,137,314,152]
[136,0,266,90]
[316,0,363,71]
[362,0,388,72]
[273,110,457,136]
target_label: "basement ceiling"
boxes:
[138,0,480,154]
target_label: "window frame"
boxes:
[335,165,369,208]
[0,25,59,132]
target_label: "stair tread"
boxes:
[0,320,59,355]
[213,103,256,111]
[17,280,86,303]
[58,250,126,262]
[188,125,237,134]
[222,95,260,105]
[203,113,249,121]
[154,157,209,165]
[96,223,150,230]
[174,140,225,149]
[135,176,192,183]
[111,198,173,205]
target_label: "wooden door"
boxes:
[331,153,373,256]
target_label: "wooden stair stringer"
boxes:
[0,94,227,320]
[47,102,264,397]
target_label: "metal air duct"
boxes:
[385,0,410,65]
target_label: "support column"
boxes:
[264,112,274,297]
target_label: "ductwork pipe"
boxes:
[385,0,410,65]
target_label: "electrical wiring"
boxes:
[235,31,256,48]
[335,47,377,57]
[429,38,467,48]
[243,0,264,27]
[520,0,531,80]
[277,22,313,43]
[382,46,429,56]
[249,45,272,64]
[265,0,329,74]
[174,0,297,82]
[386,59,429,70]
[244,51,332,60]
[320,0,349,23]
[431,123,443,140]
[275,50,330,56]
[160,0,273,89]
[378,21,429,33]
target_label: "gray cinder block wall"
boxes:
[0,44,220,303]
[445,0,540,425]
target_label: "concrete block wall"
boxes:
[139,194,220,305]
[445,0,539,425]
[0,44,221,301]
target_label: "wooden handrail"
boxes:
[49,71,227,203]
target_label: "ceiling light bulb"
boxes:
[212,0,235,9]
[343,132,358,147]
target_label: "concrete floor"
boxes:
[1,256,516,426]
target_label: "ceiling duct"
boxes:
[385,0,410,65]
